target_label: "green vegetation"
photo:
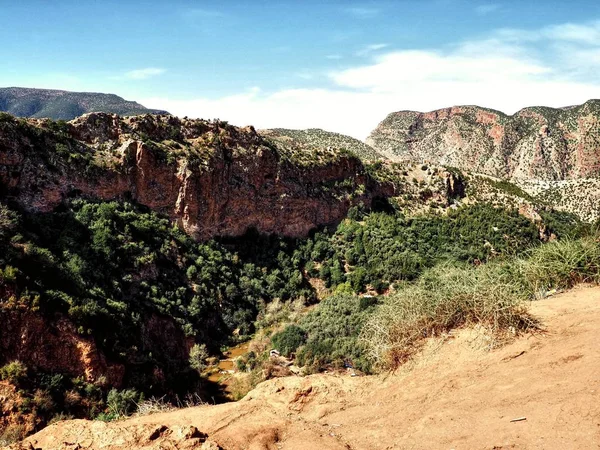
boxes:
[0,360,28,385]
[307,204,540,293]
[100,389,144,421]
[189,344,209,372]
[296,294,377,373]
[523,237,600,294]
[0,191,593,433]
[487,178,535,202]
[271,325,306,357]
[278,232,600,373]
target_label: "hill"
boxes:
[0,87,168,120]
[366,100,600,181]
[0,110,594,446]
[260,128,383,161]
[9,285,600,449]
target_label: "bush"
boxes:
[189,343,209,372]
[0,424,26,446]
[0,361,28,385]
[296,294,377,372]
[271,325,307,357]
[104,388,143,419]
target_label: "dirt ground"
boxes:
[8,285,600,450]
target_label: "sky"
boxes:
[2,0,600,139]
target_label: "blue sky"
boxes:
[2,0,600,138]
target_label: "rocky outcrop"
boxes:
[0,308,124,387]
[0,113,393,241]
[367,100,600,181]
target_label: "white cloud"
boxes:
[344,7,381,18]
[141,20,600,140]
[544,21,600,44]
[333,48,550,92]
[124,68,166,80]
[356,43,389,57]
[475,4,501,15]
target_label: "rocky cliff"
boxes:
[0,112,391,241]
[367,100,600,181]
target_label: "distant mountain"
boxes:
[366,100,600,181]
[260,128,384,161]
[0,87,168,120]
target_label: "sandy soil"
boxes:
[8,285,600,450]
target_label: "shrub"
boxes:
[135,397,176,416]
[104,388,143,419]
[271,325,307,357]
[189,343,209,372]
[0,361,28,385]
[0,424,26,446]
[296,294,377,372]
[0,266,18,283]
[32,389,54,412]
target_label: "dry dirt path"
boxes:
[8,285,600,450]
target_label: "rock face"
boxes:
[0,112,392,241]
[366,100,600,181]
[0,87,168,120]
[0,308,125,387]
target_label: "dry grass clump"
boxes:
[135,396,177,416]
[360,236,600,371]
[523,237,600,296]
[0,424,26,446]
[360,263,537,370]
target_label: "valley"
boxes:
[0,98,599,448]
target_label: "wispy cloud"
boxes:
[544,21,600,44]
[296,70,315,80]
[356,43,389,57]
[344,6,381,19]
[475,4,501,15]
[496,20,600,44]
[326,54,343,60]
[124,68,166,80]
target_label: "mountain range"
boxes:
[1,90,600,446]
[366,101,600,181]
[0,87,168,120]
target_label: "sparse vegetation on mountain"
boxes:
[261,127,384,161]
[0,87,168,120]
[367,101,600,184]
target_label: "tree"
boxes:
[189,343,209,372]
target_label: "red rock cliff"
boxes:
[0,113,393,240]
